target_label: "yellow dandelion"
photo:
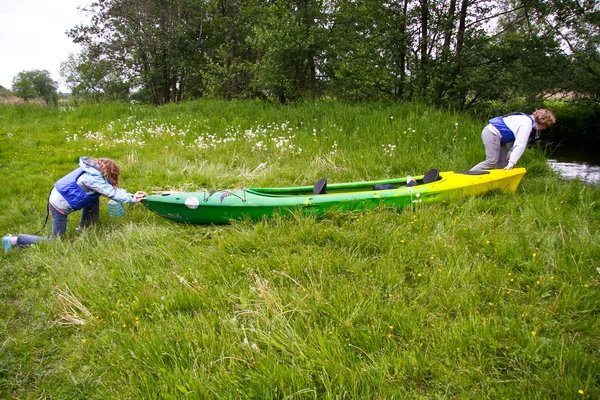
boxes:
[533,253,537,258]
[551,276,555,280]
[584,284,589,288]
[387,334,392,338]
[486,240,490,244]
[531,331,537,336]
[508,272,512,276]
[389,293,393,297]
[328,331,333,335]
[418,273,422,277]
[537,281,541,285]
[489,302,493,306]
[389,326,393,330]
[578,390,584,395]
[122,323,127,328]
[82,339,86,344]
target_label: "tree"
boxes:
[60,49,131,100]
[0,85,11,97]
[11,70,58,104]
[250,0,327,103]
[545,0,600,114]
[61,0,600,115]
[325,0,410,101]
[69,0,212,105]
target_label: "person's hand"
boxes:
[505,154,510,161]
[504,165,513,170]
[134,191,147,202]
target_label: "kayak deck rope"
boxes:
[203,188,247,203]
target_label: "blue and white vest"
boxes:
[54,168,100,210]
[489,112,535,144]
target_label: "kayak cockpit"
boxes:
[247,169,443,197]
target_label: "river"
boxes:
[545,140,600,184]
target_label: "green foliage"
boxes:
[60,0,600,114]
[548,0,600,113]
[543,101,599,139]
[11,70,58,104]
[1,100,599,398]
[60,51,131,101]
[0,85,11,97]
[67,0,214,105]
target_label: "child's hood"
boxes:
[79,157,103,177]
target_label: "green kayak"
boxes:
[142,168,526,225]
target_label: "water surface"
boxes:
[545,140,600,184]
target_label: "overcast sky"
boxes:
[0,0,92,92]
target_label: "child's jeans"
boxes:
[16,200,99,247]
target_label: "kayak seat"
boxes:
[422,168,440,184]
[313,178,327,194]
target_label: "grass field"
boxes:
[1,100,599,399]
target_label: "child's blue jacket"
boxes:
[49,157,136,214]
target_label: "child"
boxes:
[3,156,147,252]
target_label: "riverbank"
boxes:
[1,101,599,398]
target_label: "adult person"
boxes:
[3,156,147,252]
[471,109,556,171]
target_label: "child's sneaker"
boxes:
[3,234,14,253]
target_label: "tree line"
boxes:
[2,0,598,117]
[58,0,597,111]
[1,70,59,104]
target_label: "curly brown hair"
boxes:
[532,109,556,128]
[94,158,121,187]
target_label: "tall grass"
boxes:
[1,100,598,399]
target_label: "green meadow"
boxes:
[1,100,598,399]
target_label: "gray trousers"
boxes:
[471,127,509,170]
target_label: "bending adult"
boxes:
[471,109,556,171]
[3,156,147,252]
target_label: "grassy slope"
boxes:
[0,100,598,399]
